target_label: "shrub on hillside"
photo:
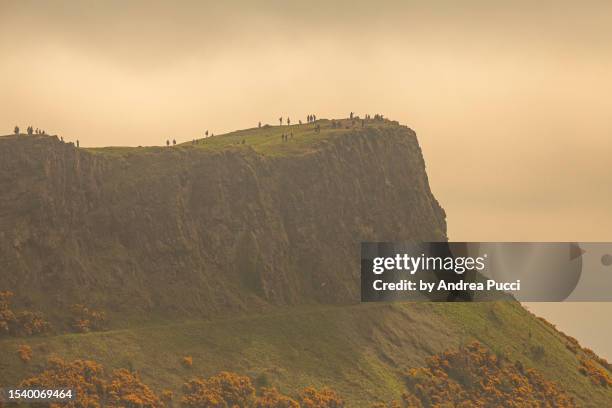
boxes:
[181,372,347,408]
[403,341,577,407]
[20,357,107,407]
[17,344,32,363]
[582,347,611,373]
[298,387,344,408]
[579,358,612,387]
[253,387,299,408]
[19,357,163,408]
[182,372,255,408]
[70,304,107,333]
[106,368,162,407]
[161,389,174,406]
[529,344,546,361]
[0,291,51,337]
[181,356,193,368]
[13,310,52,336]
[0,291,18,335]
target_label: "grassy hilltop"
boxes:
[0,118,610,406]
[85,117,402,156]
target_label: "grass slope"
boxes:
[1,302,609,407]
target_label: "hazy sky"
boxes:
[1,1,611,357]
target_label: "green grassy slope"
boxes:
[1,302,609,407]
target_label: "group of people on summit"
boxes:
[15,125,47,136]
[13,125,79,147]
[13,112,385,149]
[163,112,387,147]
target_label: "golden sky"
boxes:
[1,0,611,357]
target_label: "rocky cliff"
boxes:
[0,122,446,318]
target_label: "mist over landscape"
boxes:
[1,0,611,374]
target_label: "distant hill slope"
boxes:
[0,119,445,318]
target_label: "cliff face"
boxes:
[0,125,446,317]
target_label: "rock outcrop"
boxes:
[0,124,445,317]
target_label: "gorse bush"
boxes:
[180,375,342,408]
[181,372,255,407]
[253,387,299,408]
[17,344,32,363]
[161,389,174,405]
[20,357,163,408]
[13,310,52,336]
[579,358,612,387]
[182,356,193,368]
[106,368,162,407]
[403,341,577,408]
[0,291,51,337]
[20,357,107,407]
[298,387,344,408]
[70,304,107,333]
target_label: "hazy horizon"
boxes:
[2,0,611,358]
